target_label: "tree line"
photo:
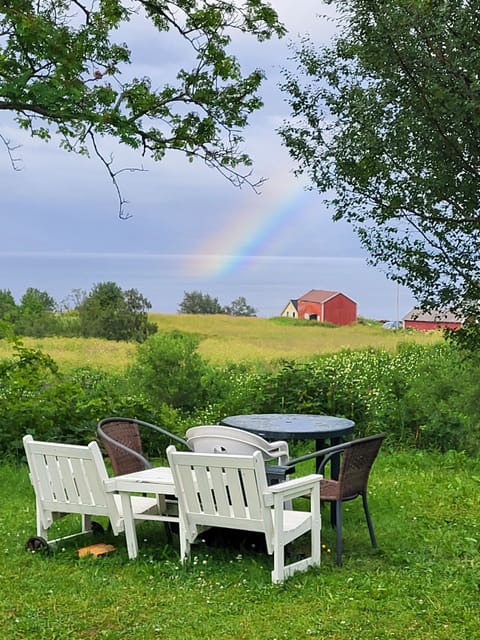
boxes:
[0,282,157,342]
[0,285,257,341]
[178,291,256,317]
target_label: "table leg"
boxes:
[120,493,139,559]
[329,437,343,480]
[329,439,341,528]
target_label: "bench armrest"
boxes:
[263,473,322,505]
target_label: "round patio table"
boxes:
[221,413,354,448]
[221,413,355,476]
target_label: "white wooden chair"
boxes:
[185,425,290,464]
[166,445,322,583]
[23,434,159,548]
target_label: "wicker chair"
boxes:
[97,417,189,476]
[275,433,386,566]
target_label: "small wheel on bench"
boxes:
[90,521,105,535]
[25,536,49,553]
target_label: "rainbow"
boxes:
[185,176,311,277]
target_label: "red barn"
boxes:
[294,289,357,325]
[403,308,463,331]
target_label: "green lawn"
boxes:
[2,449,479,639]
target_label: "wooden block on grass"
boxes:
[77,543,116,558]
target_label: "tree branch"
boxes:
[0,134,22,171]
[88,131,146,220]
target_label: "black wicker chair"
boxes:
[270,433,386,566]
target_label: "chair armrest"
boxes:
[266,465,293,484]
[268,440,289,451]
[263,473,322,505]
[136,419,190,449]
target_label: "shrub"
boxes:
[0,339,165,458]
[2,333,479,459]
[127,330,210,412]
[255,343,480,453]
[401,345,480,452]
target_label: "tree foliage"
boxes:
[178,290,224,314]
[15,287,60,336]
[128,330,208,411]
[280,0,480,342]
[0,289,17,326]
[0,1,285,216]
[78,281,157,341]
[224,295,256,316]
[20,287,56,314]
[178,290,257,315]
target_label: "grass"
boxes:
[0,315,442,369]
[2,449,479,639]
[0,336,138,371]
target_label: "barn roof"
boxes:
[298,289,356,305]
[402,308,464,323]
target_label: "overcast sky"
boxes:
[0,2,416,319]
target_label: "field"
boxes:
[0,314,442,369]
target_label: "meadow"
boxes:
[0,314,442,369]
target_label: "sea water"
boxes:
[0,251,414,320]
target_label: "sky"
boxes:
[0,1,416,320]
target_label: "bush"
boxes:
[401,346,480,452]
[255,343,480,453]
[2,334,479,459]
[127,330,210,412]
[0,339,166,458]
[186,361,265,425]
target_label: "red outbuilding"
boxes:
[281,289,357,325]
[402,308,463,331]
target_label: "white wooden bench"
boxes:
[23,434,159,549]
[167,445,322,583]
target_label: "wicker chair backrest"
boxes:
[338,434,385,499]
[99,419,148,475]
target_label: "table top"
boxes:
[104,466,175,494]
[221,413,355,441]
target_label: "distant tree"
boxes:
[78,281,157,341]
[20,288,56,315]
[59,289,87,312]
[16,287,59,337]
[178,291,224,315]
[0,289,18,323]
[279,0,480,346]
[224,296,257,317]
[0,1,285,216]
[123,288,158,341]
[0,290,18,338]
